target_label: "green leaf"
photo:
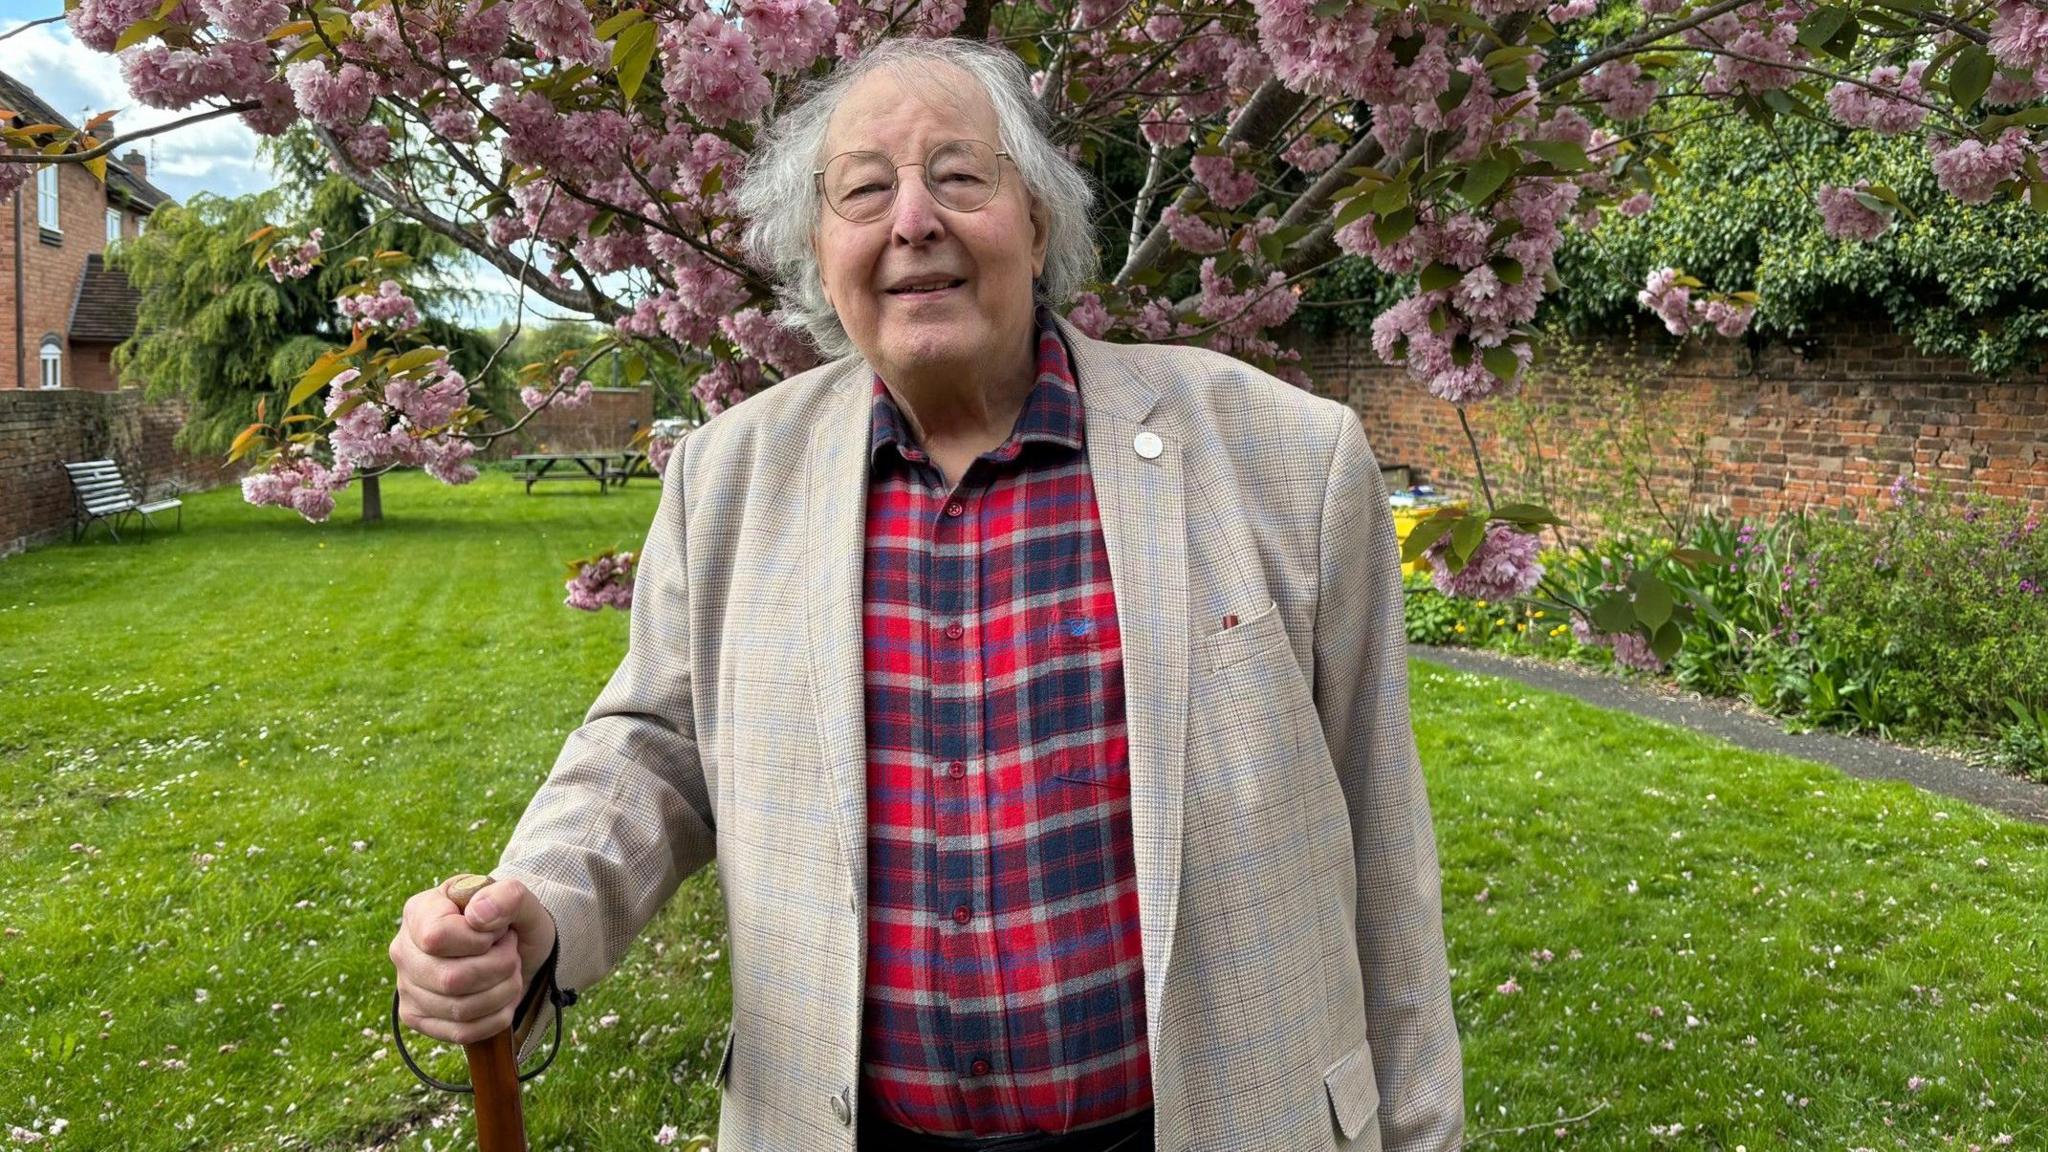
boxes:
[113,17,168,50]
[1373,204,1415,246]
[1949,45,1993,111]
[1401,513,1459,563]
[1419,263,1462,292]
[1633,577,1673,630]
[387,346,447,375]
[1591,594,1634,634]
[1669,547,1731,568]
[1333,194,1375,230]
[1460,155,1513,205]
[594,8,645,39]
[1449,514,1487,565]
[1491,257,1524,285]
[1651,620,1684,662]
[1066,77,1091,104]
[1481,344,1522,383]
[290,356,351,408]
[1794,6,1850,51]
[1520,139,1591,171]
[613,21,657,103]
[1436,70,1474,116]
[1489,501,1564,526]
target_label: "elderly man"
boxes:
[389,36,1463,1152]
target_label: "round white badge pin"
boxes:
[1133,431,1163,460]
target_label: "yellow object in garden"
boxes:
[1390,499,1471,576]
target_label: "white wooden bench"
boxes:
[62,459,183,543]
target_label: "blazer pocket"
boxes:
[1324,1040,1381,1142]
[1196,597,1286,673]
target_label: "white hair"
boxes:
[734,37,1100,361]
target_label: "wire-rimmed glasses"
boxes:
[814,139,1011,223]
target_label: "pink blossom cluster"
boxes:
[196,0,289,41]
[286,60,375,131]
[326,364,480,485]
[1546,0,1596,23]
[660,12,771,127]
[691,357,764,418]
[521,369,594,412]
[1282,134,1340,174]
[1370,292,1532,404]
[1065,292,1114,339]
[1928,129,2032,205]
[1825,63,1929,135]
[1252,0,1389,98]
[241,447,353,523]
[265,228,324,281]
[1190,145,1260,211]
[123,39,293,133]
[565,550,636,612]
[1637,268,1754,337]
[1194,258,1299,339]
[1990,0,2048,71]
[1816,183,1892,241]
[1686,12,1804,97]
[338,281,422,330]
[615,254,750,347]
[646,435,677,477]
[1161,205,1230,254]
[1569,612,1665,671]
[1139,102,1191,149]
[507,0,604,68]
[1424,522,1544,600]
[740,0,837,74]
[719,308,821,376]
[1582,62,1659,122]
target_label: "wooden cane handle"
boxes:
[443,874,529,1152]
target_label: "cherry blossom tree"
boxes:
[4,0,2043,643]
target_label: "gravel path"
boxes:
[1410,643,2048,826]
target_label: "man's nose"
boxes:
[889,171,945,245]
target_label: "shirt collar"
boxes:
[868,304,1084,468]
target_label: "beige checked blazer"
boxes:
[495,312,1464,1152]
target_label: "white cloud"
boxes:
[0,9,275,203]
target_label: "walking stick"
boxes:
[443,873,527,1152]
[393,873,574,1152]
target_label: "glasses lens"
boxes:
[926,140,1000,212]
[823,152,898,222]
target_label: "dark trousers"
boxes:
[858,1106,1153,1152]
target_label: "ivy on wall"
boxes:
[1298,114,2048,378]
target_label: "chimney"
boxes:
[121,149,145,181]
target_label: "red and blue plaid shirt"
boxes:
[859,308,1152,1137]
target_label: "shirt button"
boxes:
[952,904,971,925]
[948,760,966,780]
[944,621,964,640]
[970,1058,992,1077]
[944,500,964,517]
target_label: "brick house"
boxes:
[0,68,173,393]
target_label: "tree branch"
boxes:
[0,102,258,166]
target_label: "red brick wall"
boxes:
[483,386,655,457]
[0,389,240,556]
[0,162,117,391]
[1287,310,2048,532]
[70,343,120,392]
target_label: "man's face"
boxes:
[811,66,1049,380]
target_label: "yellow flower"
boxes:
[1454,623,1466,634]
[1494,618,1506,626]
[1516,623,1527,632]
[1477,600,1489,608]
[1533,610,1545,618]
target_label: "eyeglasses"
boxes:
[813,139,1012,223]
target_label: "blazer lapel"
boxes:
[1054,314,1191,1029]
[804,360,876,904]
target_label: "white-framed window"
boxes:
[106,207,123,244]
[39,336,62,390]
[36,166,59,232]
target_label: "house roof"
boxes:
[69,253,143,344]
[0,68,175,212]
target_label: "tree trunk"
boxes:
[361,473,383,523]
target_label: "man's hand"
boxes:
[391,874,558,1046]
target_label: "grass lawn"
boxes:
[1,471,2042,1150]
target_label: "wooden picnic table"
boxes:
[510,450,649,494]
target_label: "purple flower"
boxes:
[1425,523,1545,601]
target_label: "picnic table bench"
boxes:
[510,450,655,495]
[62,459,184,542]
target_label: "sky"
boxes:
[0,3,551,328]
